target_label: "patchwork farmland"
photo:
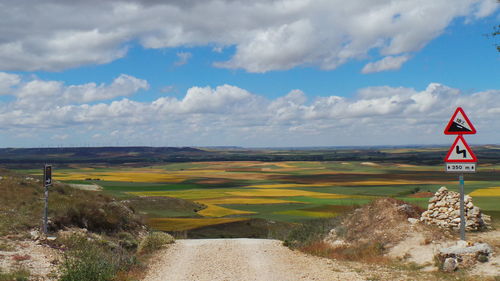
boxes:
[21,160,500,234]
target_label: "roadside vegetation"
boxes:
[0,268,30,281]
[0,169,174,281]
[55,230,174,281]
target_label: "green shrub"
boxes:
[137,232,174,255]
[58,234,138,281]
[477,254,489,263]
[117,232,139,251]
[284,217,341,248]
[0,268,30,281]
[59,242,115,281]
[0,241,15,251]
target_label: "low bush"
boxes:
[117,232,139,251]
[0,268,30,281]
[137,232,174,255]
[283,217,341,248]
[58,234,139,281]
[0,241,15,251]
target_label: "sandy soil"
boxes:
[0,239,59,280]
[468,229,500,276]
[143,238,363,281]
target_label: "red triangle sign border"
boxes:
[444,135,477,163]
[444,107,476,135]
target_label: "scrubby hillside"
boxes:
[0,169,173,281]
[0,169,144,235]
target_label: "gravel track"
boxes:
[143,238,363,281]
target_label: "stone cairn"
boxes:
[420,187,490,231]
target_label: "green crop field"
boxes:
[18,159,500,232]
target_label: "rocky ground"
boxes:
[324,196,499,279]
[0,234,60,280]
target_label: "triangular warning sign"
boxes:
[444,107,476,135]
[445,135,477,163]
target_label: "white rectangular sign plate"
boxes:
[445,163,476,173]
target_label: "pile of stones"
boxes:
[420,187,490,231]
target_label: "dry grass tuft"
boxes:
[299,241,390,264]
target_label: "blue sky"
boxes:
[0,0,499,147]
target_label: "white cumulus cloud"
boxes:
[0,0,497,72]
[8,74,149,110]
[0,73,499,146]
[362,55,411,74]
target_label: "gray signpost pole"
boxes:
[459,174,465,240]
[42,164,51,235]
[43,183,48,234]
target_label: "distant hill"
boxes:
[0,146,210,166]
[0,145,498,167]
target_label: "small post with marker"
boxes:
[43,164,52,235]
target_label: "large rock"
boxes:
[436,241,493,271]
[442,257,458,272]
[439,242,493,256]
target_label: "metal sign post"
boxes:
[43,165,52,235]
[459,174,465,240]
[444,107,477,241]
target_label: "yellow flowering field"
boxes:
[197,204,255,217]
[469,187,500,197]
[227,189,351,198]
[197,197,301,205]
[128,189,233,200]
[148,217,248,231]
[55,171,184,183]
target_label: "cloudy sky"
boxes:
[0,0,499,147]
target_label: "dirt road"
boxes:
[143,238,363,281]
